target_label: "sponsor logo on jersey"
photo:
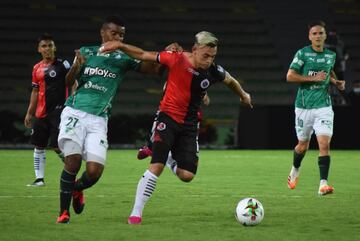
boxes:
[316,58,325,63]
[83,67,117,78]
[308,70,321,76]
[84,81,108,92]
[200,79,210,89]
[324,54,334,58]
[217,65,224,73]
[49,70,57,77]
[187,67,199,76]
[292,57,304,66]
[305,53,316,57]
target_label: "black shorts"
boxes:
[30,109,62,148]
[151,112,199,174]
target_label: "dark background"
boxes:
[0,0,359,149]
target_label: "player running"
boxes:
[286,20,345,196]
[101,31,253,224]
[55,16,174,223]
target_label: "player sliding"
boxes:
[100,31,253,224]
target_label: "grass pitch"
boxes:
[0,149,359,241]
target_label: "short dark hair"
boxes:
[308,20,326,30]
[102,15,125,29]
[37,33,53,44]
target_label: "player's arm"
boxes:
[330,70,345,90]
[286,69,326,83]
[100,41,158,62]
[24,88,39,128]
[66,50,85,87]
[223,72,253,108]
[137,42,183,75]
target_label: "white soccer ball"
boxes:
[235,197,264,226]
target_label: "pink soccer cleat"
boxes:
[137,146,152,160]
[127,216,142,225]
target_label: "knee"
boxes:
[64,154,82,173]
[86,167,103,181]
[177,170,195,182]
[295,143,309,154]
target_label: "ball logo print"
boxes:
[235,198,264,226]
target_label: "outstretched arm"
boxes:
[223,72,253,108]
[100,41,158,62]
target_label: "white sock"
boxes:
[289,166,299,179]
[130,170,158,217]
[320,179,328,187]
[34,148,46,179]
[166,152,177,175]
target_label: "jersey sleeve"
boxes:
[126,57,141,71]
[157,51,178,68]
[213,64,226,82]
[31,64,40,88]
[289,50,305,73]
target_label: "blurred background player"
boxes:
[56,16,177,224]
[24,33,71,187]
[101,31,252,224]
[286,20,345,196]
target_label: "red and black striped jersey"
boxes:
[157,51,226,125]
[32,58,70,118]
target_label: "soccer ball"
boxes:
[235,197,264,226]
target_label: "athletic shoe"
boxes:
[287,167,299,190]
[56,210,70,224]
[27,178,45,187]
[72,190,85,214]
[318,185,334,196]
[137,146,152,160]
[128,216,142,225]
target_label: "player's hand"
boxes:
[165,42,183,52]
[313,71,327,82]
[73,49,86,67]
[240,92,253,108]
[202,93,210,106]
[99,41,123,53]
[335,80,346,91]
[24,113,33,128]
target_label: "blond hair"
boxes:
[195,31,218,47]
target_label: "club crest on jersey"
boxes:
[157,122,166,131]
[200,79,210,89]
[49,70,57,77]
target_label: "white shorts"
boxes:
[58,106,108,165]
[295,106,334,141]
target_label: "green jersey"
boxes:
[65,46,141,117]
[289,45,336,109]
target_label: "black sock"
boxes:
[318,156,330,180]
[293,151,305,168]
[60,169,76,213]
[74,171,98,191]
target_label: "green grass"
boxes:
[0,150,359,241]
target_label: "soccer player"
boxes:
[100,31,253,224]
[286,20,345,196]
[24,33,70,187]
[55,16,175,224]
